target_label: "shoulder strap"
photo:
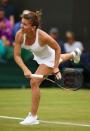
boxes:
[22,33,26,46]
[35,29,39,43]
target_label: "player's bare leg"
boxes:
[60,53,73,63]
[60,48,81,64]
[20,64,53,125]
[30,64,53,116]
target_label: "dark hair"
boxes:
[21,11,40,29]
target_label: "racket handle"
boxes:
[31,74,44,78]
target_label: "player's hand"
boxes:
[24,69,32,79]
[53,67,62,80]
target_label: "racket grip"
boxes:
[31,74,44,78]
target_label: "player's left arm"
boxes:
[39,30,61,77]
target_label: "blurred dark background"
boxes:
[0,0,90,88]
[9,0,90,51]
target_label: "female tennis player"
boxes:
[14,10,81,125]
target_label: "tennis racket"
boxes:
[31,74,81,91]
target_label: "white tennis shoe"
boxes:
[71,48,81,63]
[20,112,39,125]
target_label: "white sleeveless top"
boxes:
[21,29,55,67]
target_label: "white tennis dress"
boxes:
[21,29,55,67]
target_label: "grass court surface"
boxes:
[0,88,90,131]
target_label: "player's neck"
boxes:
[26,29,36,40]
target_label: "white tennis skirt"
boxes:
[33,55,55,68]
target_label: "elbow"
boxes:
[59,47,61,54]
[56,46,61,55]
[14,53,20,63]
[14,54,18,62]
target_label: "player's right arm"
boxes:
[14,31,32,78]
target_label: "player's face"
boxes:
[21,18,33,33]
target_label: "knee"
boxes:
[30,78,40,88]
